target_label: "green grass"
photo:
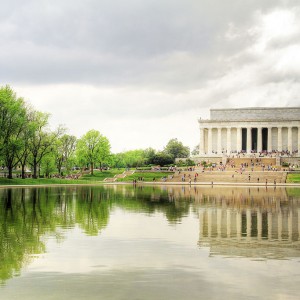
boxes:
[81,169,125,181]
[0,169,126,186]
[0,177,95,185]
[0,170,175,185]
[117,172,174,182]
[286,173,300,183]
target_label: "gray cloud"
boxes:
[1,0,296,89]
[2,0,300,151]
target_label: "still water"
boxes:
[0,185,300,299]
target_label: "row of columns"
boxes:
[200,126,300,155]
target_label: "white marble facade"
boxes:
[199,108,300,156]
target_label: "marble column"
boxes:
[267,127,272,153]
[217,127,222,155]
[207,128,212,155]
[227,127,231,154]
[288,126,293,153]
[278,127,282,152]
[247,127,252,153]
[199,128,205,155]
[257,127,262,153]
[236,127,242,153]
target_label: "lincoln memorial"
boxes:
[198,107,300,157]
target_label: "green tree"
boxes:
[54,134,77,175]
[110,153,126,168]
[40,152,56,178]
[16,105,36,179]
[76,130,111,175]
[122,149,146,167]
[152,151,173,166]
[28,111,64,178]
[143,147,157,165]
[0,86,27,178]
[164,138,190,161]
[191,144,199,156]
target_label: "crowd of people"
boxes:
[225,149,298,158]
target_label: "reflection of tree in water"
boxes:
[1,189,50,283]
[114,185,190,224]
[75,187,111,236]
[0,187,77,284]
[0,185,193,284]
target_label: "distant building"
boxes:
[198,107,300,156]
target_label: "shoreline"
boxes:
[0,181,300,188]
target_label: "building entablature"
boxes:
[198,120,300,129]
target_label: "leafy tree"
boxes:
[123,149,146,167]
[16,105,36,179]
[54,134,77,175]
[191,144,199,156]
[0,86,27,178]
[164,138,190,161]
[110,153,126,168]
[40,152,56,178]
[28,111,64,178]
[76,130,111,175]
[143,147,157,165]
[152,151,173,166]
[97,135,111,170]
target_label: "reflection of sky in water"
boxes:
[1,186,300,299]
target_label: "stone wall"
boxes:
[280,157,300,166]
[210,108,300,121]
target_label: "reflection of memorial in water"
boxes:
[192,187,300,259]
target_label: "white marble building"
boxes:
[198,107,300,156]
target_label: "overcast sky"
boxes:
[1,0,300,153]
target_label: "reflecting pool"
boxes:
[0,185,300,299]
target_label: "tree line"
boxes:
[0,85,191,178]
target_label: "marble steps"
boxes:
[103,170,135,182]
[167,171,286,183]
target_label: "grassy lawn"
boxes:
[286,173,300,183]
[0,177,95,185]
[0,169,126,185]
[81,169,125,181]
[117,172,174,182]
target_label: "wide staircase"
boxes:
[227,157,278,170]
[103,170,135,182]
[168,167,286,184]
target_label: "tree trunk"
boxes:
[8,167,13,179]
[21,163,26,179]
[33,158,38,179]
[91,162,94,175]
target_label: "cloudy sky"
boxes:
[1,0,300,153]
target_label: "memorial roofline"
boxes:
[205,107,300,122]
[210,107,300,111]
[198,119,300,122]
